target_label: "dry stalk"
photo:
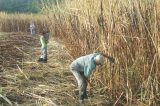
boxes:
[0,94,13,106]
[113,92,124,106]
[17,65,29,80]
[23,92,57,106]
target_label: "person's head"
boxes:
[94,54,105,65]
[42,28,49,34]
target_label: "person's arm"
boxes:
[83,75,92,88]
[83,59,96,88]
[84,58,96,77]
[83,65,92,86]
[40,36,46,46]
[101,53,109,58]
[101,53,115,63]
[84,76,89,83]
[84,66,92,77]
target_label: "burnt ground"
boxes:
[0,32,110,106]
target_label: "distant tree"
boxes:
[27,0,41,13]
[0,0,41,13]
[0,0,65,13]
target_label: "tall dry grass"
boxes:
[0,12,48,33]
[42,0,160,105]
[0,0,159,105]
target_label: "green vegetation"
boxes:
[0,0,40,13]
[0,0,65,13]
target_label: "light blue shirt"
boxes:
[71,53,101,77]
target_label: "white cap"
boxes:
[95,54,104,65]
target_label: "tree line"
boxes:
[0,0,65,13]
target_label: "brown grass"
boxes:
[42,0,160,105]
[0,0,160,105]
[0,12,48,33]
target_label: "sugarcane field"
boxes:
[0,0,160,106]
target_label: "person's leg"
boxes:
[79,80,86,101]
[33,29,36,36]
[83,78,88,99]
[38,45,45,62]
[31,29,36,36]
[30,29,32,35]
[70,68,87,103]
[43,46,47,62]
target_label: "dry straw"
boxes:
[0,0,159,105]
[42,0,160,105]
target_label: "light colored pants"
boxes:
[70,65,87,100]
[40,46,47,59]
[30,29,36,36]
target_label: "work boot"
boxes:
[37,58,43,62]
[84,94,88,99]
[42,59,47,63]
[79,99,84,104]
[83,91,88,99]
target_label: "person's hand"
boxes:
[87,79,93,91]
[83,77,92,88]
[87,80,92,87]
[107,56,115,63]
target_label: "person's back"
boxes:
[70,53,102,77]
[75,54,95,64]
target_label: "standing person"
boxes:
[38,29,50,63]
[70,53,114,104]
[30,21,36,36]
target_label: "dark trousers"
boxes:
[70,67,88,100]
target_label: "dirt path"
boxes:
[0,33,108,106]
